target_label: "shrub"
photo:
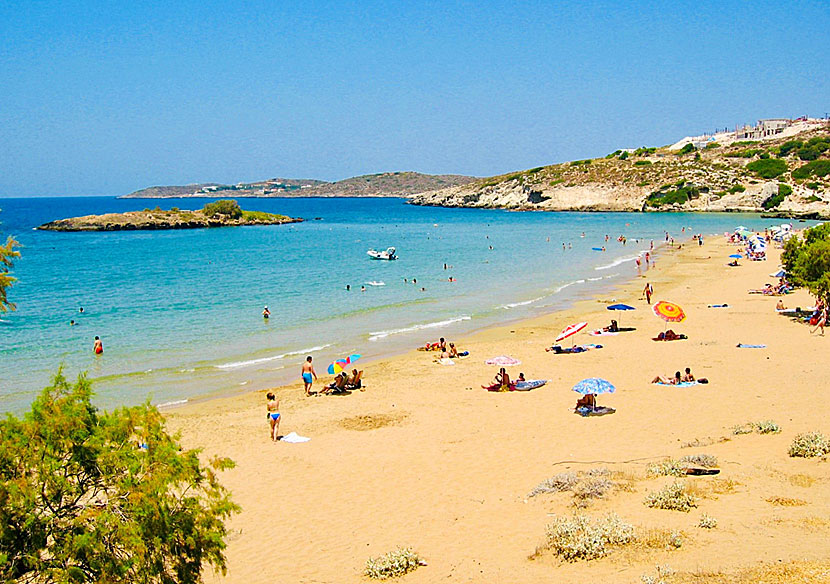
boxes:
[763,183,792,209]
[646,185,700,207]
[728,184,746,193]
[634,146,657,156]
[733,140,759,147]
[698,513,718,529]
[705,142,720,149]
[365,547,422,579]
[619,151,629,160]
[678,143,696,155]
[170,206,180,212]
[570,159,592,166]
[797,146,820,161]
[644,481,698,512]
[573,477,613,501]
[746,158,788,179]
[544,513,634,561]
[679,454,718,468]
[203,199,242,219]
[647,459,686,477]
[755,420,781,434]
[732,423,754,435]
[807,182,821,191]
[529,472,579,497]
[792,160,830,179]
[789,432,830,457]
[634,160,652,166]
[779,140,803,156]
[807,194,822,203]
[782,223,830,304]
[766,496,807,506]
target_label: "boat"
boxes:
[367,247,397,260]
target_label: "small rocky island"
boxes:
[38,200,302,232]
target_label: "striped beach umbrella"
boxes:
[652,300,686,323]
[555,321,587,342]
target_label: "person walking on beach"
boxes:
[93,336,103,354]
[812,304,827,336]
[301,356,317,396]
[643,282,653,305]
[266,392,281,441]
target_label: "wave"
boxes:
[157,399,188,408]
[594,254,640,271]
[553,279,585,293]
[369,316,471,341]
[215,344,332,370]
[498,296,545,310]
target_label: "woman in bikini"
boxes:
[266,393,281,441]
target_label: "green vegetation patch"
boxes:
[732,140,760,147]
[792,160,830,180]
[677,143,696,155]
[807,195,822,203]
[783,223,830,304]
[704,142,720,149]
[203,199,243,218]
[634,160,652,166]
[646,184,699,207]
[570,159,592,166]
[763,183,792,210]
[746,158,788,179]
[726,149,763,158]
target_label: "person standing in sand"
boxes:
[301,356,317,396]
[643,282,653,304]
[93,336,103,354]
[266,392,281,441]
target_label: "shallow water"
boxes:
[0,196,797,413]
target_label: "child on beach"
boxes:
[266,392,281,441]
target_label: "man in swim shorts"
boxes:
[301,356,317,396]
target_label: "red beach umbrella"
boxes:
[555,321,588,342]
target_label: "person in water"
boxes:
[301,356,318,396]
[266,392,281,441]
[79,307,84,313]
[262,306,271,319]
[93,336,103,354]
[70,320,76,326]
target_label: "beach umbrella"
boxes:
[729,254,742,259]
[555,321,587,342]
[572,377,616,395]
[652,300,686,324]
[485,355,521,366]
[606,303,635,326]
[770,269,786,278]
[327,359,350,375]
[346,353,362,364]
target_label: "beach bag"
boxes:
[810,317,819,326]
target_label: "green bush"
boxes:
[544,513,634,561]
[728,184,746,193]
[798,146,821,161]
[705,142,720,149]
[788,432,830,458]
[619,151,629,160]
[570,159,592,166]
[634,147,657,156]
[746,158,788,179]
[807,182,821,191]
[634,160,652,166]
[779,140,803,157]
[203,199,243,219]
[807,195,822,203]
[727,149,762,158]
[792,160,830,180]
[646,186,698,207]
[678,143,696,155]
[763,183,792,210]
[782,223,830,303]
[732,140,759,147]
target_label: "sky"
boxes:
[0,0,828,196]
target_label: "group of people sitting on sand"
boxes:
[482,368,528,392]
[751,278,792,296]
[319,368,364,395]
[423,337,469,359]
[651,367,707,385]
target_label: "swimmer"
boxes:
[266,392,281,441]
[70,320,76,326]
[420,287,426,291]
[346,284,350,291]
[93,336,103,354]
[361,285,366,292]
[448,277,456,282]
[79,307,84,313]
[262,306,271,319]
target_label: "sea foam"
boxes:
[215,344,332,370]
[369,316,471,341]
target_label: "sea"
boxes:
[0,196,800,414]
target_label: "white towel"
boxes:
[281,432,310,443]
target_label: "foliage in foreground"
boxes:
[365,547,422,580]
[0,205,21,312]
[782,223,830,304]
[0,372,239,583]
[788,432,830,458]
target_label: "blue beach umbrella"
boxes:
[607,304,635,311]
[770,269,786,278]
[572,378,616,395]
[729,254,742,259]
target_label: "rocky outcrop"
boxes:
[38,209,302,232]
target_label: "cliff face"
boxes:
[410,122,830,218]
[38,209,301,232]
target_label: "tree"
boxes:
[0,206,20,312]
[202,200,242,219]
[0,372,239,583]
[783,223,830,304]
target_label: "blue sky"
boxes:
[0,0,828,196]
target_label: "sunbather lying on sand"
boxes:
[546,343,603,353]
[652,371,682,385]
[653,330,687,341]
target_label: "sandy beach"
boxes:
[168,234,830,583]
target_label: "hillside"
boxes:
[410,120,830,218]
[121,172,475,199]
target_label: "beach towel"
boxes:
[485,356,521,366]
[708,304,729,308]
[434,358,455,366]
[514,380,547,391]
[589,330,618,336]
[575,406,616,417]
[737,343,766,349]
[281,432,310,443]
[654,381,698,387]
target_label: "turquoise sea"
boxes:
[0,196,799,413]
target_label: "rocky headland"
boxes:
[410,120,830,218]
[38,201,301,232]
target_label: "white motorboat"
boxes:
[367,247,397,260]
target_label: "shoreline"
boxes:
[166,232,830,582]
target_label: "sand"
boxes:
[168,235,830,583]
